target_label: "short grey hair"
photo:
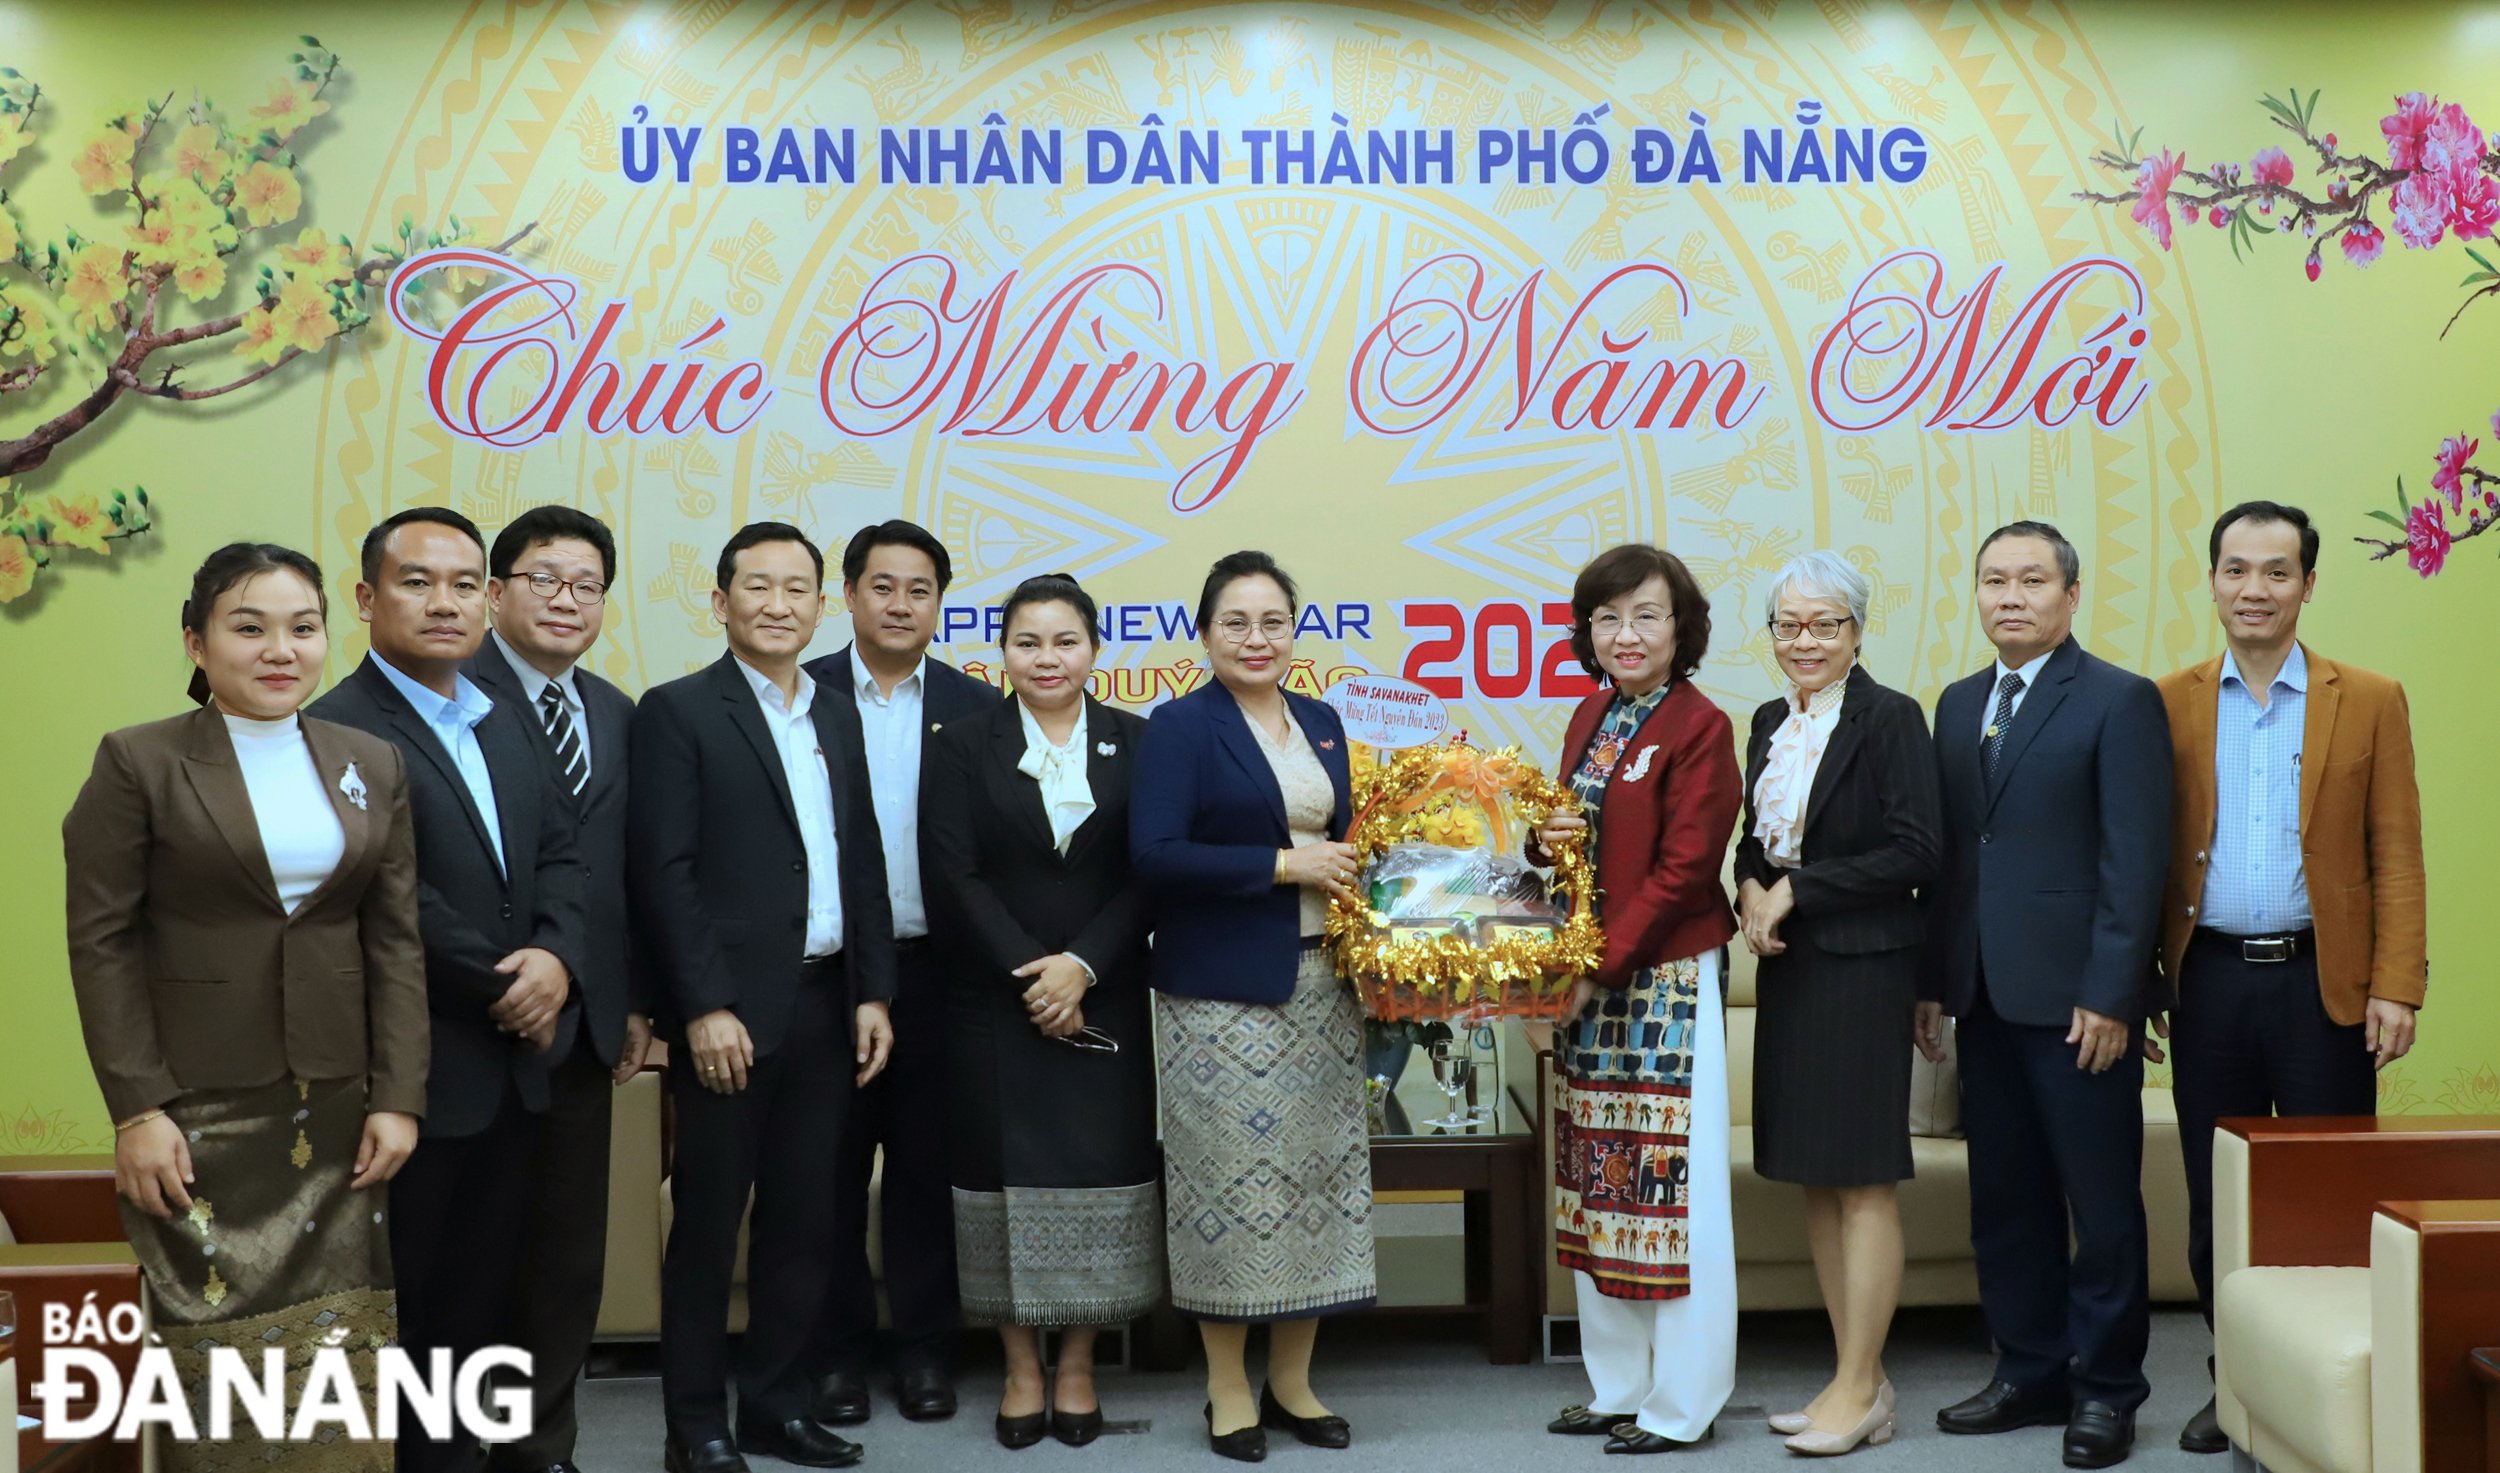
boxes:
[1762,549,1871,629]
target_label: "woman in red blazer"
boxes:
[1532,544,1741,1456]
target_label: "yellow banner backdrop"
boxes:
[2,0,2494,1149]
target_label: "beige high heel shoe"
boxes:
[1783,1381,1896,1457]
[1767,1411,1811,1435]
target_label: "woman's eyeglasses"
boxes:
[1768,615,1854,643]
[1054,1026,1120,1054]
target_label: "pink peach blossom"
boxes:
[2450,168,2500,240]
[2130,150,2185,250]
[2340,219,2385,266]
[2210,206,2229,228]
[2433,433,2478,511]
[2490,406,2500,441]
[2250,146,2295,188]
[2405,499,2452,576]
[2391,169,2448,248]
[2304,243,2322,281]
[2420,102,2488,177]
[2383,91,2439,170]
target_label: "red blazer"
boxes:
[1547,679,1742,986]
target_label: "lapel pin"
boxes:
[1318,737,1338,750]
[1622,747,1656,782]
[1097,741,1117,756]
[930,722,942,733]
[339,762,369,811]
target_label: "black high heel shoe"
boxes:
[1260,1385,1352,1449]
[1204,1402,1268,1463]
[995,1406,1047,1450]
[1050,1406,1105,1447]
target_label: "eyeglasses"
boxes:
[1213,616,1293,643]
[517,572,607,605]
[1589,610,1669,638]
[1768,616,1855,643]
[1054,1026,1120,1054]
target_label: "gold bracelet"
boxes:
[1274,849,1292,885]
[114,1108,167,1133]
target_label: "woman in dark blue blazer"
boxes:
[1132,551,1374,1462]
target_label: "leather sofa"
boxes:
[1541,939,2196,1319]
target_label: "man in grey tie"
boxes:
[1917,521,2173,1469]
[466,504,648,1473]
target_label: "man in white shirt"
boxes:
[802,520,994,1423]
[630,523,897,1473]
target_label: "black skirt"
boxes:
[1750,934,1917,1187]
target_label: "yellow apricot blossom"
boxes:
[277,227,353,283]
[230,303,284,365]
[0,534,35,602]
[40,493,113,555]
[173,253,226,302]
[169,124,232,188]
[72,128,134,195]
[61,242,129,334]
[233,162,301,228]
[270,276,336,354]
[0,285,60,365]
[125,215,179,269]
[247,82,329,140]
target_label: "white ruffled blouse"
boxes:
[1751,678,1848,869]
[1016,699,1094,854]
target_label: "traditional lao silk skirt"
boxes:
[1553,953,1709,1300]
[120,1075,395,1473]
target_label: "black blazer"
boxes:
[308,656,588,1138]
[922,697,1151,985]
[464,639,640,1065]
[1734,666,1942,955]
[628,653,897,1055]
[1920,639,2173,1026]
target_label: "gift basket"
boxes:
[1324,740,1601,1022]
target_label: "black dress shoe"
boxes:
[663,1439,750,1473]
[1259,1385,1351,1448]
[1050,1407,1105,1447]
[1936,1379,2073,1435]
[2179,1395,2225,1454]
[731,1415,864,1469]
[995,1409,1047,1450]
[1602,1423,1712,1455]
[1204,1403,1268,1463]
[2063,1402,2135,1469]
[811,1372,871,1426]
[1547,1405,1630,1436]
[895,1365,957,1422]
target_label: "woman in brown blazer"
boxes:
[63,542,428,1473]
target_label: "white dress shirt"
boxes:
[491,628,590,773]
[738,658,845,958]
[372,655,505,873]
[1978,646,2058,741]
[850,652,926,940]
[225,712,346,914]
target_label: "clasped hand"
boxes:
[1015,953,1090,1038]
[1279,840,1361,905]
[489,945,569,1051]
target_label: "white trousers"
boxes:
[1575,949,1735,1441]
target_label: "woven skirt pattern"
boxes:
[122,1075,395,1473]
[953,1182,1165,1326]
[1156,947,1378,1321]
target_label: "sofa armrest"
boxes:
[2376,1201,2500,1473]
[0,1158,121,1246]
[2216,1115,2500,1276]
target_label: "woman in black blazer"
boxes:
[1130,551,1372,1463]
[923,574,1157,1451]
[1733,550,1944,1455]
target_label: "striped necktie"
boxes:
[1982,671,2025,776]
[538,681,588,796]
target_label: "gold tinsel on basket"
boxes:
[1324,740,1602,1021]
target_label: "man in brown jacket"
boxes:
[2157,500,2427,1454]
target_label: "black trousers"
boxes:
[493,1034,616,1467]
[663,972,852,1441]
[2173,928,2375,1325]
[819,940,960,1373]
[1959,993,2151,1411]
[391,1077,541,1473]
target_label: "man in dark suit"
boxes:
[308,506,586,1473]
[632,522,898,1473]
[467,505,646,1473]
[1916,520,2171,1469]
[801,520,992,1424]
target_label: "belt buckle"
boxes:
[2240,936,2297,964]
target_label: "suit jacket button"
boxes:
[2195,851,2207,865]
[2185,905,2197,919]
[1979,832,1992,845]
[791,861,804,873]
[500,903,513,919]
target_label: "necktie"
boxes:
[1982,671,2025,776]
[539,682,588,795]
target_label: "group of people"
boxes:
[61,497,2422,1473]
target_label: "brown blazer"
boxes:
[2157,646,2427,1024]
[63,705,430,1122]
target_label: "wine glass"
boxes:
[1425,1039,1476,1131]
